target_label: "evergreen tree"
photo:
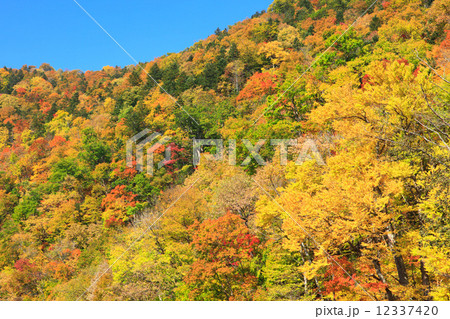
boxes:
[228,42,239,61]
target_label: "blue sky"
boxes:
[0,0,272,71]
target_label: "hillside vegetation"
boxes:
[0,0,449,300]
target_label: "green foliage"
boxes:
[252,19,279,43]
[228,42,240,60]
[12,191,40,222]
[161,61,180,96]
[269,0,296,24]
[0,0,448,301]
[318,29,367,68]
[49,158,90,187]
[79,128,112,168]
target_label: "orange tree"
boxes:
[181,212,263,300]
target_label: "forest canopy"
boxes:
[0,0,449,301]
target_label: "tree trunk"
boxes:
[373,259,395,301]
[386,223,409,286]
[420,260,431,296]
[394,255,409,286]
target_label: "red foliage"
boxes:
[102,185,139,228]
[323,257,356,295]
[237,72,277,102]
[439,30,450,52]
[3,117,13,126]
[39,100,52,114]
[102,185,138,209]
[71,249,81,258]
[407,255,420,266]
[15,87,26,97]
[105,216,125,228]
[361,74,373,90]
[29,138,50,158]
[162,142,187,175]
[45,248,81,280]
[13,119,30,135]
[14,259,34,272]
[49,135,67,148]
[364,281,388,293]
[184,213,261,300]
[113,160,138,179]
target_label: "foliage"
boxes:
[0,0,448,301]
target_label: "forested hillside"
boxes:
[0,0,449,300]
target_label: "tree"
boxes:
[149,63,162,82]
[161,62,180,96]
[101,185,140,228]
[236,72,277,102]
[258,41,289,68]
[228,42,240,61]
[257,142,413,300]
[79,128,111,168]
[198,62,220,90]
[277,24,301,49]
[128,68,142,87]
[303,59,450,300]
[214,174,257,221]
[252,19,279,43]
[224,61,245,94]
[265,75,321,122]
[183,213,262,300]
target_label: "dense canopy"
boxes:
[0,0,449,301]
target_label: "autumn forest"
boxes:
[0,0,449,301]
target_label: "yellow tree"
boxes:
[256,140,412,300]
[302,59,450,300]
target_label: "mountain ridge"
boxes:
[0,0,449,301]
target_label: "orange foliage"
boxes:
[184,213,261,300]
[236,72,277,102]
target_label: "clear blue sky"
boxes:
[0,0,272,71]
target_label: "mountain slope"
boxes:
[0,0,449,300]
